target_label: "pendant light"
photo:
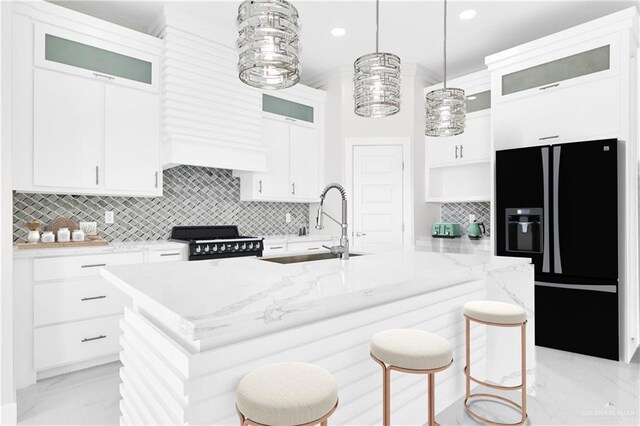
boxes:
[425,0,466,136]
[236,0,301,90]
[353,0,401,117]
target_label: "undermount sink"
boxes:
[260,252,364,264]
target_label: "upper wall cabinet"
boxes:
[424,70,491,202]
[487,27,628,150]
[11,3,163,197]
[236,88,326,203]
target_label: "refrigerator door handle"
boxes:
[535,281,616,293]
[553,146,562,274]
[542,147,550,273]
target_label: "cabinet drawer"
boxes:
[34,316,121,371]
[33,252,144,282]
[287,241,331,253]
[147,248,187,263]
[263,242,287,254]
[34,279,128,326]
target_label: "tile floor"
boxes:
[17,347,640,425]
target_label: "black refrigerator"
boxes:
[496,139,618,360]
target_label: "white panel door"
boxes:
[353,145,404,251]
[289,124,319,200]
[256,118,290,199]
[104,84,160,193]
[33,68,102,189]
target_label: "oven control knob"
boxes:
[248,243,253,250]
[255,242,261,249]
[204,245,210,253]
[195,245,202,254]
[241,243,247,250]
[212,244,218,252]
[220,245,226,251]
[234,243,239,251]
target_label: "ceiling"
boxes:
[52,0,638,83]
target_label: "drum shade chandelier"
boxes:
[353,0,401,117]
[425,0,466,136]
[236,0,301,89]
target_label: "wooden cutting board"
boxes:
[16,240,109,249]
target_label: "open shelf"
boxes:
[426,161,490,203]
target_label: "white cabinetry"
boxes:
[13,243,187,388]
[237,87,325,202]
[11,4,163,196]
[425,70,491,202]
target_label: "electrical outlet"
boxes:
[469,214,476,223]
[285,213,292,223]
[105,211,115,224]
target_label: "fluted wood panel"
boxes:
[161,25,264,166]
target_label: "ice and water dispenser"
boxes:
[505,208,543,253]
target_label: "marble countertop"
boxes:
[12,240,185,258]
[102,247,530,349]
[415,236,491,254]
[260,234,335,244]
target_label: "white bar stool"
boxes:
[236,362,338,426]
[370,329,453,426]
[463,300,528,426]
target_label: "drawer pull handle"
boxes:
[269,246,284,250]
[81,335,106,343]
[160,253,180,257]
[307,247,320,251]
[81,295,107,301]
[539,135,559,141]
[93,72,115,80]
[81,263,107,268]
[539,83,559,91]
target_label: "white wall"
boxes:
[0,1,16,423]
[308,64,440,243]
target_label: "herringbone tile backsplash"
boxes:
[13,166,310,243]
[441,202,491,235]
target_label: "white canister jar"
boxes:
[27,230,40,244]
[41,231,55,243]
[57,228,71,243]
[72,229,85,242]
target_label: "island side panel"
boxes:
[485,261,536,392]
[118,280,487,425]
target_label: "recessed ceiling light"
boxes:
[331,27,346,37]
[459,9,477,20]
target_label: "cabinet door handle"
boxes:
[81,295,107,301]
[539,135,560,141]
[95,166,99,185]
[356,232,367,236]
[269,246,284,250]
[160,252,180,257]
[258,179,263,194]
[93,72,115,81]
[460,145,464,158]
[285,117,297,122]
[81,263,106,268]
[455,145,459,159]
[81,335,106,343]
[539,83,559,91]
[155,171,159,188]
[307,247,320,251]
[291,182,296,195]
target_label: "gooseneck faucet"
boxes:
[315,183,349,260]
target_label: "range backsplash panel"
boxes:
[13,166,310,242]
[441,202,491,236]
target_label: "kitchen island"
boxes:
[102,247,534,425]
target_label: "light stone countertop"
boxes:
[12,240,186,259]
[102,247,531,350]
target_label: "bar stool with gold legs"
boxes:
[236,362,338,426]
[370,329,453,426]
[463,300,528,426]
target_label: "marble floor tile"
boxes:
[16,347,640,425]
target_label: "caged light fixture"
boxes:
[353,0,401,118]
[236,0,301,89]
[425,0,466,136]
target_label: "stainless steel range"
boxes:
[170,226,263,261]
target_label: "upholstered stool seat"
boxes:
[463,300,527,325]
[370,329,453,426]
[370,329,453,370]
[236,362,338,426]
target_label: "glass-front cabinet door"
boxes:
[34,23,159,92]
